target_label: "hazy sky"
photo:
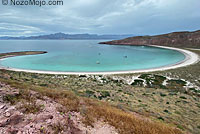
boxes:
[0,0,200,36]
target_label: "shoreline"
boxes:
[0,51,47,60]
[0,46,199,75]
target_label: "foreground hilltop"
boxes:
[100,30,200,48]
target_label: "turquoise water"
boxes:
[0,40,185,72]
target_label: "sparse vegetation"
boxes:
[20,100,42,114]
[160,93,167,97]
[131,79,144,86]
[0,78,182,134]
[0,49,200,133]
[179,96,187,100]
[51,123,65,134]
[3,94,19,105]
[166,79,187,90]
[3,88,42,114]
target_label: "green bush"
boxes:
[131,79,144,87]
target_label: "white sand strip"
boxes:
[0,45,199,75]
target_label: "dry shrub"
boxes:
[0,78,183,134]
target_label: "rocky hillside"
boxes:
[100,30,200,48]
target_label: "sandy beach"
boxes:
[0,46,199,75]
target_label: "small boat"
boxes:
[96,61,100,64]
[124,56,128,58]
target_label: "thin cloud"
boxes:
[0,0,199,36]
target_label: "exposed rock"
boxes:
[0,82,118,134]
[67,112,118,134]
[0,105,6,109]
[5,112,11,117]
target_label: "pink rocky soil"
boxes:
[0,82,118,134]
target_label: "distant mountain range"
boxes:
[0,33,136,40]
[100,30,200,48]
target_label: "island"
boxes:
[0,33,135,40]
